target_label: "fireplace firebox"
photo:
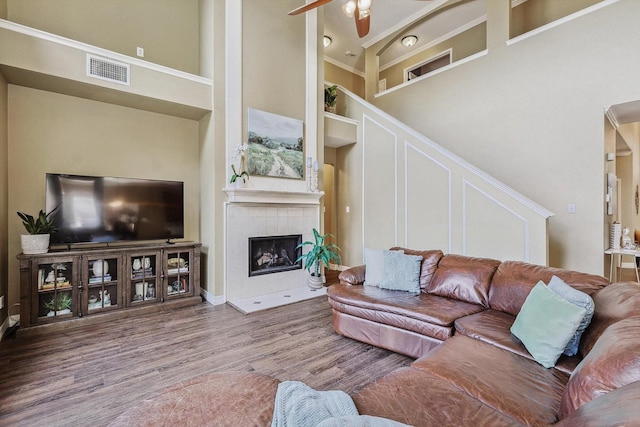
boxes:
[248,235,302,277]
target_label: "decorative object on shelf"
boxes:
[611,221,621,249]
[99,290,111,306]
[306,157,313,192]
[45,292,72,316]
[143,257,151,270]
[16,207,58,255]
[92,259,109,277]
[247,108,304,179]
[134,282,144,301]
[622,227,633,249]
[324,85,338,114]
[230,143,250,186]
[313,160,319,192]
[88,295,98,304]
[296,228,341,289]
[132,258,142,271]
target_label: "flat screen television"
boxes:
[45,173,184,245]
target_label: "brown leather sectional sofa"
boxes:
[328,249,640,426]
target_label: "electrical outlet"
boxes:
[136,47,144,57]
[568,203,577,214]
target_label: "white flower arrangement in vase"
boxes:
[230,143,249,186]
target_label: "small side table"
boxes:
[604,248,640,283]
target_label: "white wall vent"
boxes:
[86,54,130,85]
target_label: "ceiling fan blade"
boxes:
[288,0,333,16]
[354,12,370,38]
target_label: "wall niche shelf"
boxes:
[324,112,358,148]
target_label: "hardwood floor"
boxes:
[0,294,412,426]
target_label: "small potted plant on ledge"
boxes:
[324,85,338,114]
[296,228,341,289]
[17,208,58,254]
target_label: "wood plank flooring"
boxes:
[0,294,412,427]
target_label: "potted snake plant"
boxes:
[17,207,58,254]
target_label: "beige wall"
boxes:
[0,72,7,325]
[242,1,306,135]
[6,0,200,75]
[511,0,602,38]
[7,86,200,308]
[325,61,365,98]
[380,22,487,89]
[0,0,6,19]
[373,0,640,275]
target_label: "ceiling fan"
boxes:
[288,0,432,38]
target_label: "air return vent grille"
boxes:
[86,54,130,85]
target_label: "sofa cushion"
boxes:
[454,310,580,374]
[547,275,594,357]
[579,282,640,356]
[489,261,608,316]
[381,251,423,293]
[427,254,501,307]
[363,247,391,286]
[554,380,640,427]
[328,284,486,335]
[389,248,443,291]
[352,366,523,427]
[559,316,640,419]
[510,282,586,368]
[411,335,570,426]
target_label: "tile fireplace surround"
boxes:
[224,188,324,313]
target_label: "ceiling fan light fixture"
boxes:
[358,8,370,19]
[357,0,372,10]
[323,36,332,47]
[342,0,356,17]
[401,35,418,47]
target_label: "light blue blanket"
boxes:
[271,381,411,427]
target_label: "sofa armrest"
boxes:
[338,265,366,286]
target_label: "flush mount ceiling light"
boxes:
[401,35,418,47]
[323,36,332,47]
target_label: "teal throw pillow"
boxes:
[547,275,594,357]
[379,250,423,294]
[510,281,587,368]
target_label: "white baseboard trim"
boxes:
[330,264,350,271]
[621,262,637,269]
[200,289,226,305]
[0,314,19,341]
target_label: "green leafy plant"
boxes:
[296,228,341,277]
[230,164,250,184]
[17,207,58,235]
[44,292,72,312]
[324,85,338,109]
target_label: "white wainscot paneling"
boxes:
[363,115,398,250]
[463,182,529,262]
[405,142,452,251]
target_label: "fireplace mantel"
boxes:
[224,188,324,205]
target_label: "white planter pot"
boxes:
[307,273,324,289]
[21,234,50,255]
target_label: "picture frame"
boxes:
[247,108,304,179]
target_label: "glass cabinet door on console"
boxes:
[32,256,78,324]
[82,255,121,315]
[127,251,160,306]
[164,249,192,299]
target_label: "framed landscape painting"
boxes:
[247,108,304,179]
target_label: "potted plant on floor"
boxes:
[17,207,58,254]
[296,228,341,289]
